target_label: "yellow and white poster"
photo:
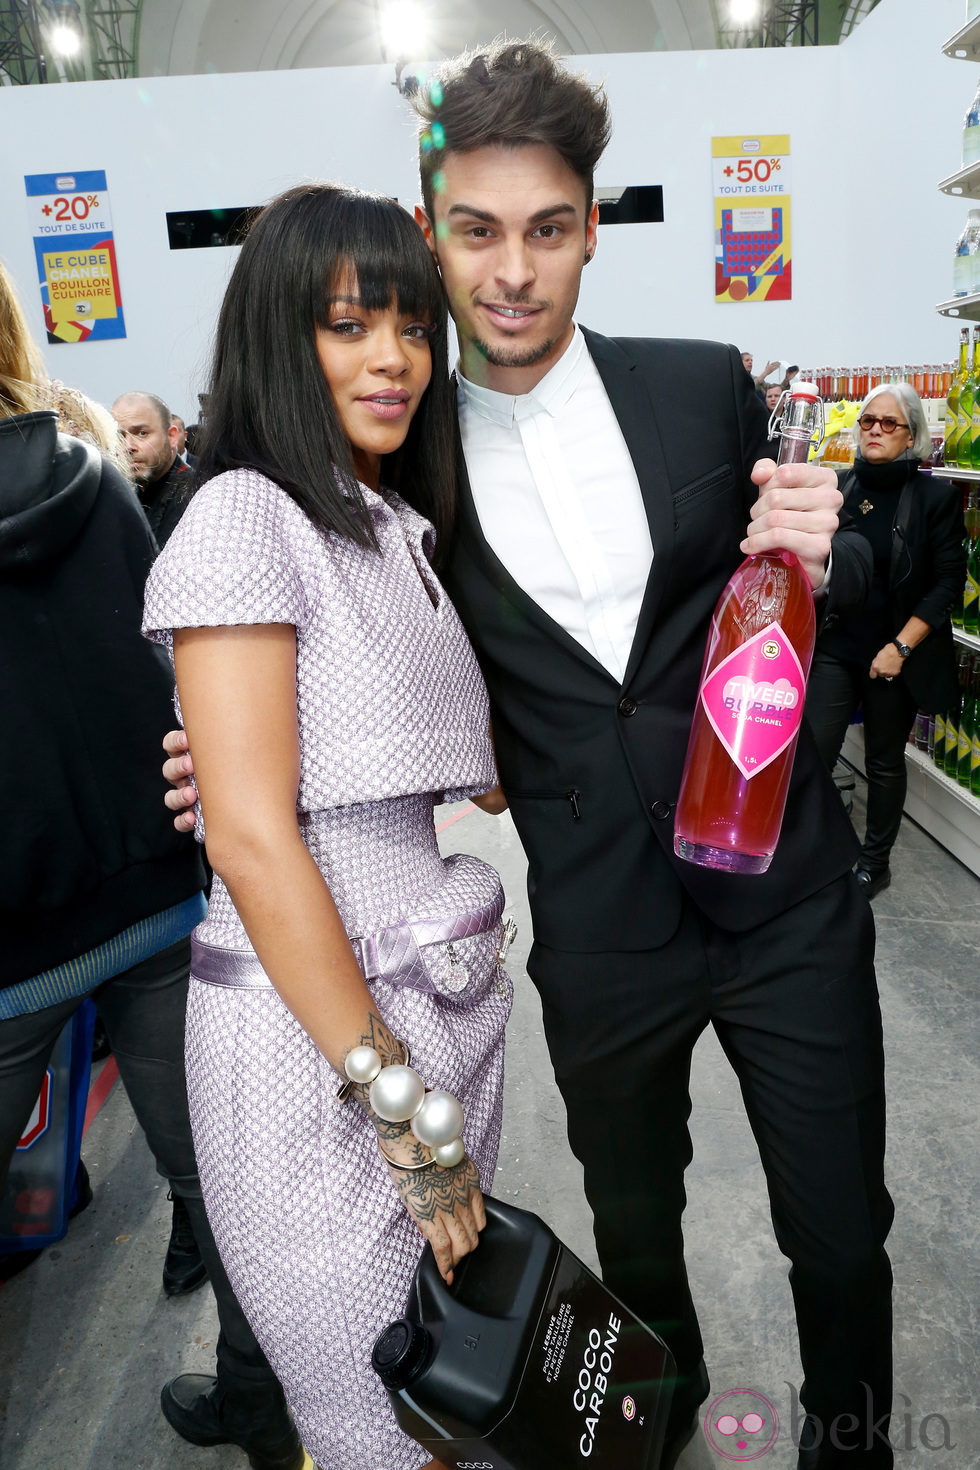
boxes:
[713,135,791,304]
[25,171,126,343]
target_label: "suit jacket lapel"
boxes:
[581,329,675,687]
[451,413,613,682]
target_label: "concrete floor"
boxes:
[1,780,977,1469]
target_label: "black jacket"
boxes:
[443,331,871,952]
[0,412,204,984]
[138,455,191,548]
[818,461,965,713]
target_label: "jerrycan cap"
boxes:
[372,1318,432,1390]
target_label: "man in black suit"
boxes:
[112,390,190,547]
[410,41,891,1470]
[164,40,891,1470]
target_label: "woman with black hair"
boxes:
[142,184,512,1470]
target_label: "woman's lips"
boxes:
[358,393,410,420]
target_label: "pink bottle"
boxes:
[673,383,824,874]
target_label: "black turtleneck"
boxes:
[137,455,190,548]
[835,454,920,664]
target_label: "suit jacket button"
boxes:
[618,696,638,717]
[651,800,671,820]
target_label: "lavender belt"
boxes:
[190,886,505,996]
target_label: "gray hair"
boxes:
[858,382,932,461]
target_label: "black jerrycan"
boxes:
[372,1196,676,1470]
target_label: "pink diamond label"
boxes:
[699,622,806,780]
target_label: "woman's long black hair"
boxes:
[192,183,456,554]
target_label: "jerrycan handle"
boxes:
[417,1194,561,1322]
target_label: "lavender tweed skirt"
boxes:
[185,925,511,1470]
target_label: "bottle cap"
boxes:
[787,381,819,400]
[372,1319,432,1389]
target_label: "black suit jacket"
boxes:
[442,331,867,951]
[819,465,964,714]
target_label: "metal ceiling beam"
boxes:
[0,0,139,83]
[716,0,880,48]
[0,0,48,83]
[761,0,818,46]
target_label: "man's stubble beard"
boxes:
[136,450,176,488]
[470,333,562,370]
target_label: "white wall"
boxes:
[0,0,968,419]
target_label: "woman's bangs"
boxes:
[331,199,444,326]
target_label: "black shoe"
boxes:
[855,867,891,900]
[162,1191,208,1297]
[0,1246,43,1282]
[91,1017,112,1062]
[661,1409,699,1468]
[70,1159,93,1217]
[661,1357,709,1468]
[160,1373,304,1470]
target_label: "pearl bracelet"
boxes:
[342,1043,466,1169]
[377,1141,436,1172]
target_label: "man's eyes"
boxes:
[462,223,564,240]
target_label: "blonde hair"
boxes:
[0,258,132,480]
[0,259,47,416]
[43,379,133,479]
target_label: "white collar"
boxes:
[455,325,587,428]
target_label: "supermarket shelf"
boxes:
[938,159,980,198]
[943,15,980,60]
[842,728,980,877]
[936,291,980,319]
[929,465,980,481]
[923,26,980,876]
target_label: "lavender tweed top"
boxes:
[142,469,498,942]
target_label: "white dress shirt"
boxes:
[456,326,653,684]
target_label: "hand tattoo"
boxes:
[345,1013,415,1143]
[390,1156,480,1224]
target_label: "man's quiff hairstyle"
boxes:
[414,38,611,221]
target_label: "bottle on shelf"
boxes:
[945,652,970,777]
[953,210,980,299]
[957,655,977,789]
[934,705,948,772]
[953,489,969,630]
[964,506,980,632]
[913,709,931,752]
[957,332,979,469]
[968,335,980,470]
[673,384,822,874]
[946,327,970,465]
[963,79,980,167]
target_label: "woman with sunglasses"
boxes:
[804,383,965,898]
[142,184,512,1470]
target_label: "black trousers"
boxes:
[805,649,919,875]
[528,875,894,1467]
[0,939,277,1393]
